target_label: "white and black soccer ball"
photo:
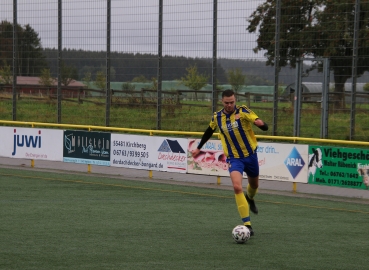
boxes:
[232,225,251,244]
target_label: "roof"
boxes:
[0,76,85,87]
[284,82,367,96]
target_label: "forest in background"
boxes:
[43,48,369,87]
[41,48,306,86]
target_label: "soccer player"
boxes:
[191,89,268,236]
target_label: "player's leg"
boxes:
[228,158,252,228]
[229,158,255,235]
[244,153,260,214]
[231,170,251,225]
[246,176,259,214]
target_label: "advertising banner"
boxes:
[0,126,63,161]
[187,139,229,176]
[308,145,369,190]
[111,134,187,173]
[63,130,111,166]
[187,139,309,183]
[257,143,308,183]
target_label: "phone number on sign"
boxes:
[113,149,149,158]
[330,172,359,179]
[327,179,362,187]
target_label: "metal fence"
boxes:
[1,0,369,141]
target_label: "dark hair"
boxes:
[222,89,235,98]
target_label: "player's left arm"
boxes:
[254,118,268,131]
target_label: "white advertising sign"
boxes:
[257,142,309,183]
[0,126,63,161]
[187,139,308,183]
[111,134,187,173]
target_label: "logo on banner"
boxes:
[284,147,305,178]
[12,129,42,156]
[157,139,186,170]
[158,139,185,153]
[63,130,111,166]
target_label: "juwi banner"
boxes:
[0,126,63,161]
[308,145,369,190]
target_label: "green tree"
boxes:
[131,75,149,83]
[82,72,92,89]
[21,24,47,76]
[122,82,135,91]
[247,0,369,107]
[39,68,54,87]
[150,77,158,91]
[180,65,209,101]
[227,68,246,94]
[60,61,78,86]
[94,71,106,90]
[94,65,116,82]
[364,83,369,92]
[0,60,12,85]
[0,20,47,76]
[0,21,19,67]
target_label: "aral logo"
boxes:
[284,147,305,179]
[12,129,42,156]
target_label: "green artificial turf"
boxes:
[0,167,368,269]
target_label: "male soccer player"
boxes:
[191,89,268,236]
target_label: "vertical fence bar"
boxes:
[273,0,281,135]
[157,0,163,130]
[321,58,330,139]
[211,0,218,113]
[106,0,111,127]
[350,0,360,140]
[293,59,302,137]
[57,0,62,123]
[12,0,17,121]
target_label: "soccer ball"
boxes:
[232,225,251,243]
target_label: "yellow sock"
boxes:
[247,184,258,200]
[235,193,251,226]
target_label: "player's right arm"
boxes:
[191,126,215,157]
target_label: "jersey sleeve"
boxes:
[239,106,259,122]
[209,113,218,130]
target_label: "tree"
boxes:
[39,68,54,87]
[150,77,158,91]
[94,71,106,90]
[131,75,149,83]
[0,60,12,85]
[227,68,246,94]
[82,72,92,89]
[247,0,369,107]
[122,82,135,91]
[20,24,48,76]
[60,61,78,86]
[0,20,48,76]
[180,64,209,101]
[364,83,369,92]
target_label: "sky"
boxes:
[1,0,265,59]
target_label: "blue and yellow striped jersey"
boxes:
[209,105,259,158]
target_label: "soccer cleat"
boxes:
[245,225,254,236]
[245,193,258,214]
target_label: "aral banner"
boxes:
[0,126,63,161]
[111,134,187,173]
[257,143,308,183]
[187,139,308,182]
[63,130,111,166]
[308,145,369,190]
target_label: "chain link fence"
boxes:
[1,0,369,141]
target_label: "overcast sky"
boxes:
[1,0,265,59]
